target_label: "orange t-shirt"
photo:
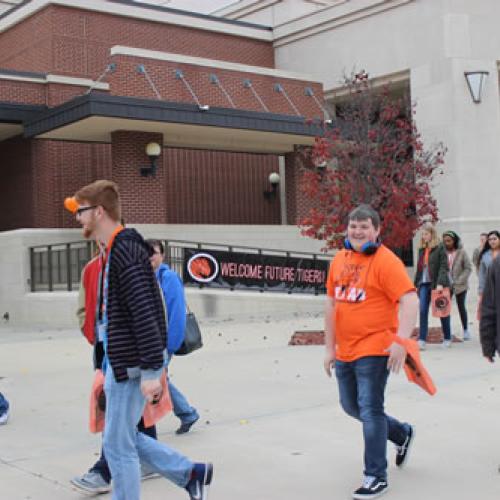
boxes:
[326,245,415,362]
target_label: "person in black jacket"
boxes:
[72,180,213,500]
[480,256,500,362]
[414,224,452,350]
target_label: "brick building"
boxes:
[0,0,326,232]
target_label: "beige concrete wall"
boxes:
[0,226,328,328]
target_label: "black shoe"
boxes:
[395,425,415,467]
[352,476,388,499]
[176,415,199,435]
[185,463,213,500]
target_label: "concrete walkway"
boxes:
[1,311,499,500]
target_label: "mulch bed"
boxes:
[289,327,462,345]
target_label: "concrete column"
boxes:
[110,131,167,224]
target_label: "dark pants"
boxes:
[454,291,468,330]
[335,356,409,479]
[90,417,157,483]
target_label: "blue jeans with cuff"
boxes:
[103,369,193,500]
[167,354,199,425]
[335,356,410,479]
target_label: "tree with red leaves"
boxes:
[299,71,446,251]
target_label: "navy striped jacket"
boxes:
[106,228,166,382]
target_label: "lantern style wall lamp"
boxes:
[263,172,280,200]
[140,142,161,177]
[464,71,489,103]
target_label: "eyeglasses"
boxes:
[76,205,97,216]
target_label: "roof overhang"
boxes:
[24,93,323,154]
[0,101,46,141]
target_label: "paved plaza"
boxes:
[1,311,499,500]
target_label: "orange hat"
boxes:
[64,197,79,214]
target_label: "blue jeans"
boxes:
[167,355,199,425]
[90,417,157,484]
[418,283,451,341]
[0,392,9,414]
[103,369,193,500]
[335,356,410,479]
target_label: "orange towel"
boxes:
[89,369,173,433]
[393,337,437,396]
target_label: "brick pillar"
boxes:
[284,151,299,225]
[285,147,321,227]
[111,131,166,224]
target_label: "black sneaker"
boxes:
[176,415,200,435]
[352,476,388,499]
[185,463,213,500]
[395,425,415,467]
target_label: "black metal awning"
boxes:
[0,101,47,141]
[23,93,324,154]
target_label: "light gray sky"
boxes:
[134,0,237,14]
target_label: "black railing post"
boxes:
[286,251,292,294]
[47,245,53,292]
[30,247,35,292]
[313,254,318,296]
[66,243,72,291]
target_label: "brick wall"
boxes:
[0,137,281,230]
[29,139,112,229]
[111,131,167,225]
[0,5,274,77]
[285,148,321,225]
[0,136,34,230]
[0,8,53,73]
[0,80,45,105]
[110,55,324,119]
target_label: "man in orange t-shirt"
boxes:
[324,204,419,500]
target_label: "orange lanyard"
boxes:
[106,224,124,257]
[424,248,430,266]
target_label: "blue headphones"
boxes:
[344,238,380,255]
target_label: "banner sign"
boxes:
[183,248,329,294]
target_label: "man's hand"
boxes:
[141,378,162,404]
[324,351,336,377]
[385,342,407,374]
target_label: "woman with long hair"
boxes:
[442,231,472,340]
[414,224,452,349]
[477,230,500,320]
[478,231,500,295]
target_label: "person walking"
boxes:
[0,392,9,425]
[414,224,452,350]
[442,231,472,340]
[472,233,488,274]
[324,204,419,499]
[478,230,500,297]
[147,239,199,435]
[71,180,213,500]
[480,253,500,362]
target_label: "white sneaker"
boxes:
[418,340,426,351]
[443,340,452,348]
[0,409,9,425]
[463,329,471,341]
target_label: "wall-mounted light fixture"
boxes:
[464,71,489,103]
[140,142,161,177]
[263,172,280,200]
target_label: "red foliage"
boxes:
[298,71,446,250]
